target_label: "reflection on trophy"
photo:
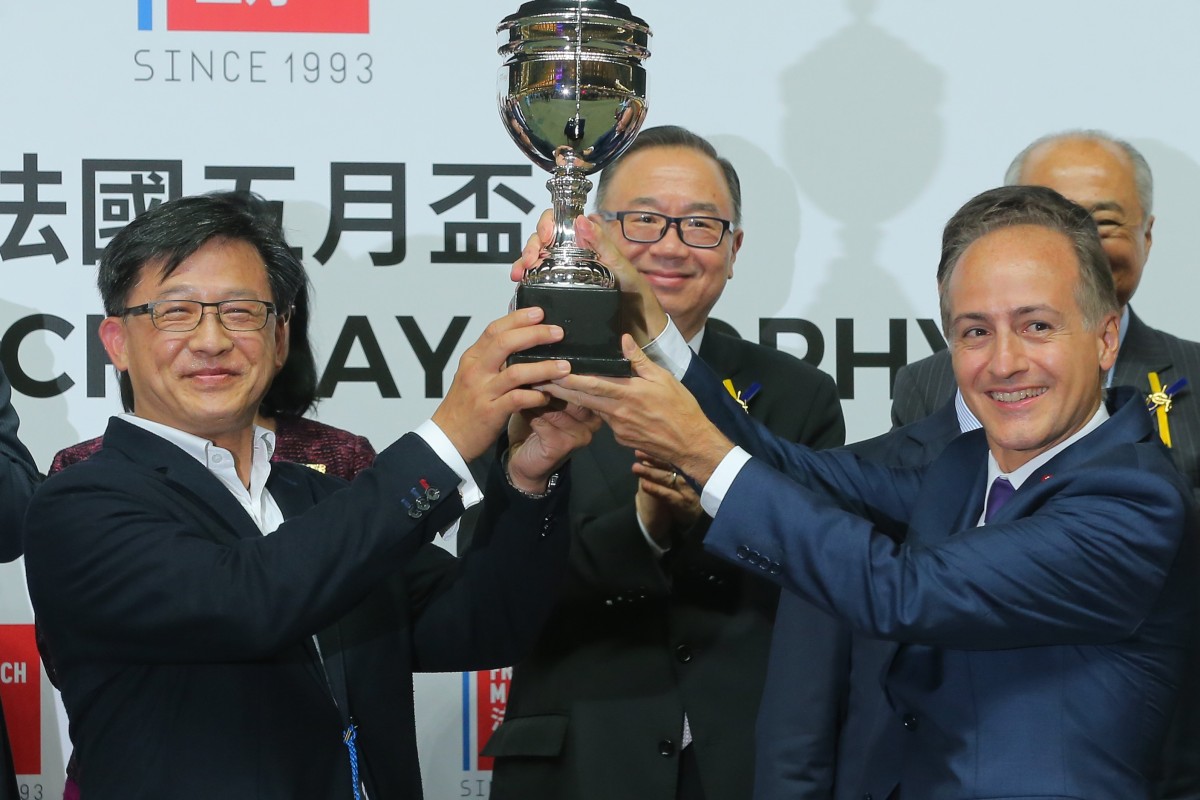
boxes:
[498,0,651,375]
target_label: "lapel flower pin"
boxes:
[722,379,762,414]
[1146,373,1188,448]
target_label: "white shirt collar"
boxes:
[954,390,982,434]
[976,400,1109,527]
[984,399,1110,493]
[120,414,276,465]
[119,414,281,533]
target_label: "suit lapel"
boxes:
[267,463,321,518]
[571,425,634,508]
[698,327,755,405]
[908,429,989,546]
[1112,307,1171,389]
[904,401,962,464]
[102,418,263,545]
[264,463,348,706]
[698,326,783,438]
[961,388,1153,527]
[106,421,340,702]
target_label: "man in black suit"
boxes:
[891,131,1200,798]
[486,126,846,800]
[0,363,39,800]
[22,192,599,799]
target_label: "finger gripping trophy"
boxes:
[498,0,651,375]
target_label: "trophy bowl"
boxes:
[498,0,651,376]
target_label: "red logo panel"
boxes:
[475,668,511,770]
[0,625,40,775]
[167,0,369,34]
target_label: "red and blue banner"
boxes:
[462,669,511,772]
[139,0,369,33]
[0,625,41,776]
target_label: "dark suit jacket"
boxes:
[0,362,40,800]
[23,418,571,800]
[687,350,1194,798]
[754,401,961,800]
[486,326,846,800]
[0,363,38,564]
[892,307,1200,799]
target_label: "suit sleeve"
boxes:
[563,358,846,603]
[0,363,40,562]
[707,447,1188,649]
[26,433,472,664]
[687,355,1189,647]
[683,355,921,528]
[403,455,572,672]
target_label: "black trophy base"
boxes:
[508,283,631,377]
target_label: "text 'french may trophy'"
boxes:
[498,0,651,375]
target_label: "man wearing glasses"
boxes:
[23,192,599,799]
[486,126,846,800]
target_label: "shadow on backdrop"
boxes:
[707,134,802,339]
[779,0,944,330]
[1128,138,1200,343]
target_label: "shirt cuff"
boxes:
[642,315,693,381]
[636,509,670,557]
[700,446,752,518]
[414,419,483,510]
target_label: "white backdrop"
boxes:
[4,1,1200,797]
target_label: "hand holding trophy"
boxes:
[498,0,651,375]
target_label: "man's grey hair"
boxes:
[937,185,1119,334]
[1003,129,1154,218]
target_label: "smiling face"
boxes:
[597,145,743,341]
[1017,137,1153,309]
[947,224,1119,473]
[98,237,287,451]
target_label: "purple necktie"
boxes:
[984,477,1015,524]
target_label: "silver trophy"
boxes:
[498,0,651,375]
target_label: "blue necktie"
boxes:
[984,477,1015,524]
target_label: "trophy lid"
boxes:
[502,1,647,27]
[498,1,651,61]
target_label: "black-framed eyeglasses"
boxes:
[121,299,283,332]
[598,210,733,249]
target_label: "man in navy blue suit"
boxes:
[534,185,1197,797]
